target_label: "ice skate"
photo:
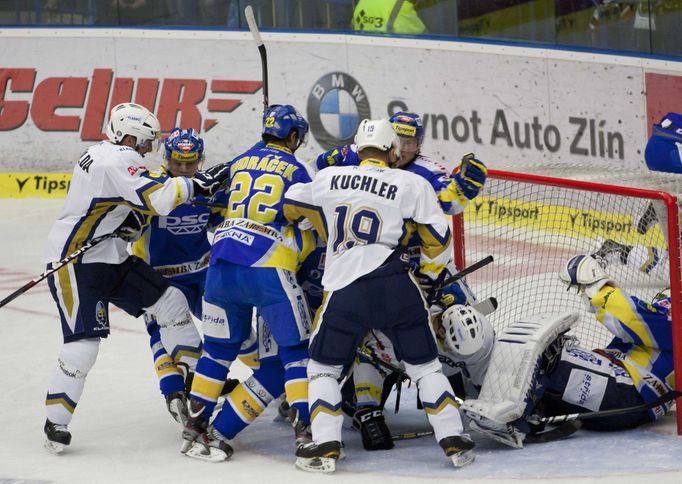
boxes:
[439,434,476,468]
[166,391,188,425]
[180,398,208,454]
[289,407,312,449]
[44,419,71,455]
[184,425,234,462]
[294,440,341,474]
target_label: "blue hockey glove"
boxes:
[438,282,468,308]
[454,153,487,200]
[192,162,230,196]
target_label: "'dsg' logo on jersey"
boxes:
[159,213,210,235]
[307,72,371,150]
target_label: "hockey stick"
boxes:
[392,430,434,441]
[244,5,268,112]
[0,232,120,309]
[439,255,494,288]
[189,199,228,209]
[533,390,682,425]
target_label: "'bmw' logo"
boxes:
[307,72,371,149]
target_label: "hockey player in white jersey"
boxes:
[41,103,229,453]
[284,118,475,473]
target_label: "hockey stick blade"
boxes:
[0,232,119,309]
[244,5,268,111]
[524,420,582,444]
[392,430,434,441]
[536,390,682,425]
[472,297,497,316]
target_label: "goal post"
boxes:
[452,168,682,434]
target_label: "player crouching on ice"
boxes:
[461,254,676,448]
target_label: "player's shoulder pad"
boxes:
[412,154,449,174]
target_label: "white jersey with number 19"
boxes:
[283,159,452,291]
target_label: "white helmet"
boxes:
[440,305,486,357]
[105,103,160,145]
[354,118,401,158]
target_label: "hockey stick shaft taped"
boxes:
[0,232,119,309]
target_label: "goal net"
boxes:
[452,166,682,433]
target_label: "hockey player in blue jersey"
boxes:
[180,104,315,461]
[132,127,228,424]
[462,254,676,448]
[594,112,682,277]
[315,111,487,217]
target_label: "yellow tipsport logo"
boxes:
[465,195,666,247]
[392,124,417,137]
[0,173,72,198]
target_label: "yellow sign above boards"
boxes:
[0,173,72,198]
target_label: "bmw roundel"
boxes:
[307,72,371,150]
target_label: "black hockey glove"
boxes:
[352,406,394,451]
[116,210,149,242]
[192,162,230,197]
[454,153,487,200]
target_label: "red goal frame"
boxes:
[452,169,682,435]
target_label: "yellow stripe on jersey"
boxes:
[399,221,417,247]
[56,263,75,318]
[416,223,451,260]
[311,292,330,334]
[259,244,299,273]
[128,181,165,214]
[191,374,225,403]
[285,378,308,406]
[439,179,469,207]
[593,286,655,347]
[283,202,328,242]
[237,350,260,370]
[63,201,118,257]
[227,384,266,423]
[172,348,202,365]
[131,230,149,262]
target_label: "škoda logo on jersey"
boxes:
[0,68,262,139]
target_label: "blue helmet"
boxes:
[262,104,309,144]
[164,128,205,162]
[389,112,424,144]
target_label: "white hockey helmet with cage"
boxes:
[441,304,486,357]
[106,103,161,146]
[354,118,401,159]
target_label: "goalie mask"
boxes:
[441,305,485,357]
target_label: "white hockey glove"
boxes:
[192,162,230,197]
[559,254,615,298]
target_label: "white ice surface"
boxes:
[1,199,681,484]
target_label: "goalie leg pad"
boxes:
[462,312,579,427]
